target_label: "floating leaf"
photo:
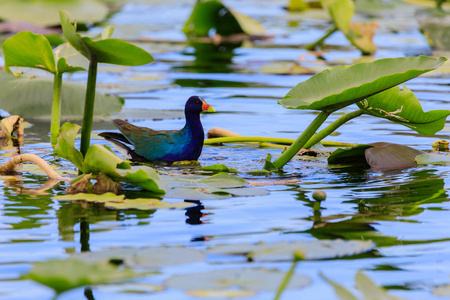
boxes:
[165,187,231,200]
[202,164,232,173]
[207,240,374,261]
[105,198,194,210]
[358,85,450,135]
[95,283,164,294]
[0,0,109,27]
[0,71,123,119]
[54,192,125,203]
[187,289,256,298]
[365,142,422,169]
[165,268,310,292]
[217,187,270,197]
[24,258,139,294]
[415,152,450,165]
[75,247,205,268]
[198,172,248,188]
[281,56,446,112]
[114,166,168,194]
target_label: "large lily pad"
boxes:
[165,268,310,291]
[207,239,375,261]
[105,198,195,210]
[53,192,125,203]
[0,71,123,119]
[24,258,139,294]
[280,56,446,112]
[74,246,205,268]
[0,0,108,27]
[358,85,450,135]
[365,142,423,169]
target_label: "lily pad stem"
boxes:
[0,154,70,181]
[274,259,299,300]
[270,111,330,169]
[50,72,63,147]
[304,109,364,149]
[305,25,338,51]
[80,59,98,157]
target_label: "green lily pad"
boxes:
[75,246,206,268]
[0,0,109,27]
[358,85,450,135]
[60,11,154,66]
[105,198,195,210]
[165,268,310,292]
[94,283,164,294]
[207,240,375,261]
[217,187,270,197]
[53,192,125,203]
[198,172,248,188]
[415,152,450,165]
[280,56,446,112]
[165,187,231,200]
[201,164,233,173]
[187,289,256,298]
[0,71,123,119]
[23,258,139,294]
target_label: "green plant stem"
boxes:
[50,72,63,147]
[305,26,338,51]
[274,260,298,300]
[304,109,364,149]
[205,137,356,148]
[271,111,330,169]
[205,137,295,145]
[80,59,98,157]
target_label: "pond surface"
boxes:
[1,0,450,299]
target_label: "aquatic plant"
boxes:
[59,11,154,156]
[2,31,85,146]
[264,55,448,170]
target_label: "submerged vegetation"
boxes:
[0,0,449,299]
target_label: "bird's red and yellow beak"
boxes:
[202,101,215,112]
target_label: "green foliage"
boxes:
[359,85,450,135]
[60,11,154,65]
[321,0,354,33]
[55,123,168,194]
[281,56,446,112]
[54,123,84,171]
[0,71,123,119]
[328,144,373,165]
[183,0,264,39]
[24,258,139,294]
[59,10,154,156]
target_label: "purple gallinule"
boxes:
[99,96,215,162]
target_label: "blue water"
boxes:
[1,0,450,299]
